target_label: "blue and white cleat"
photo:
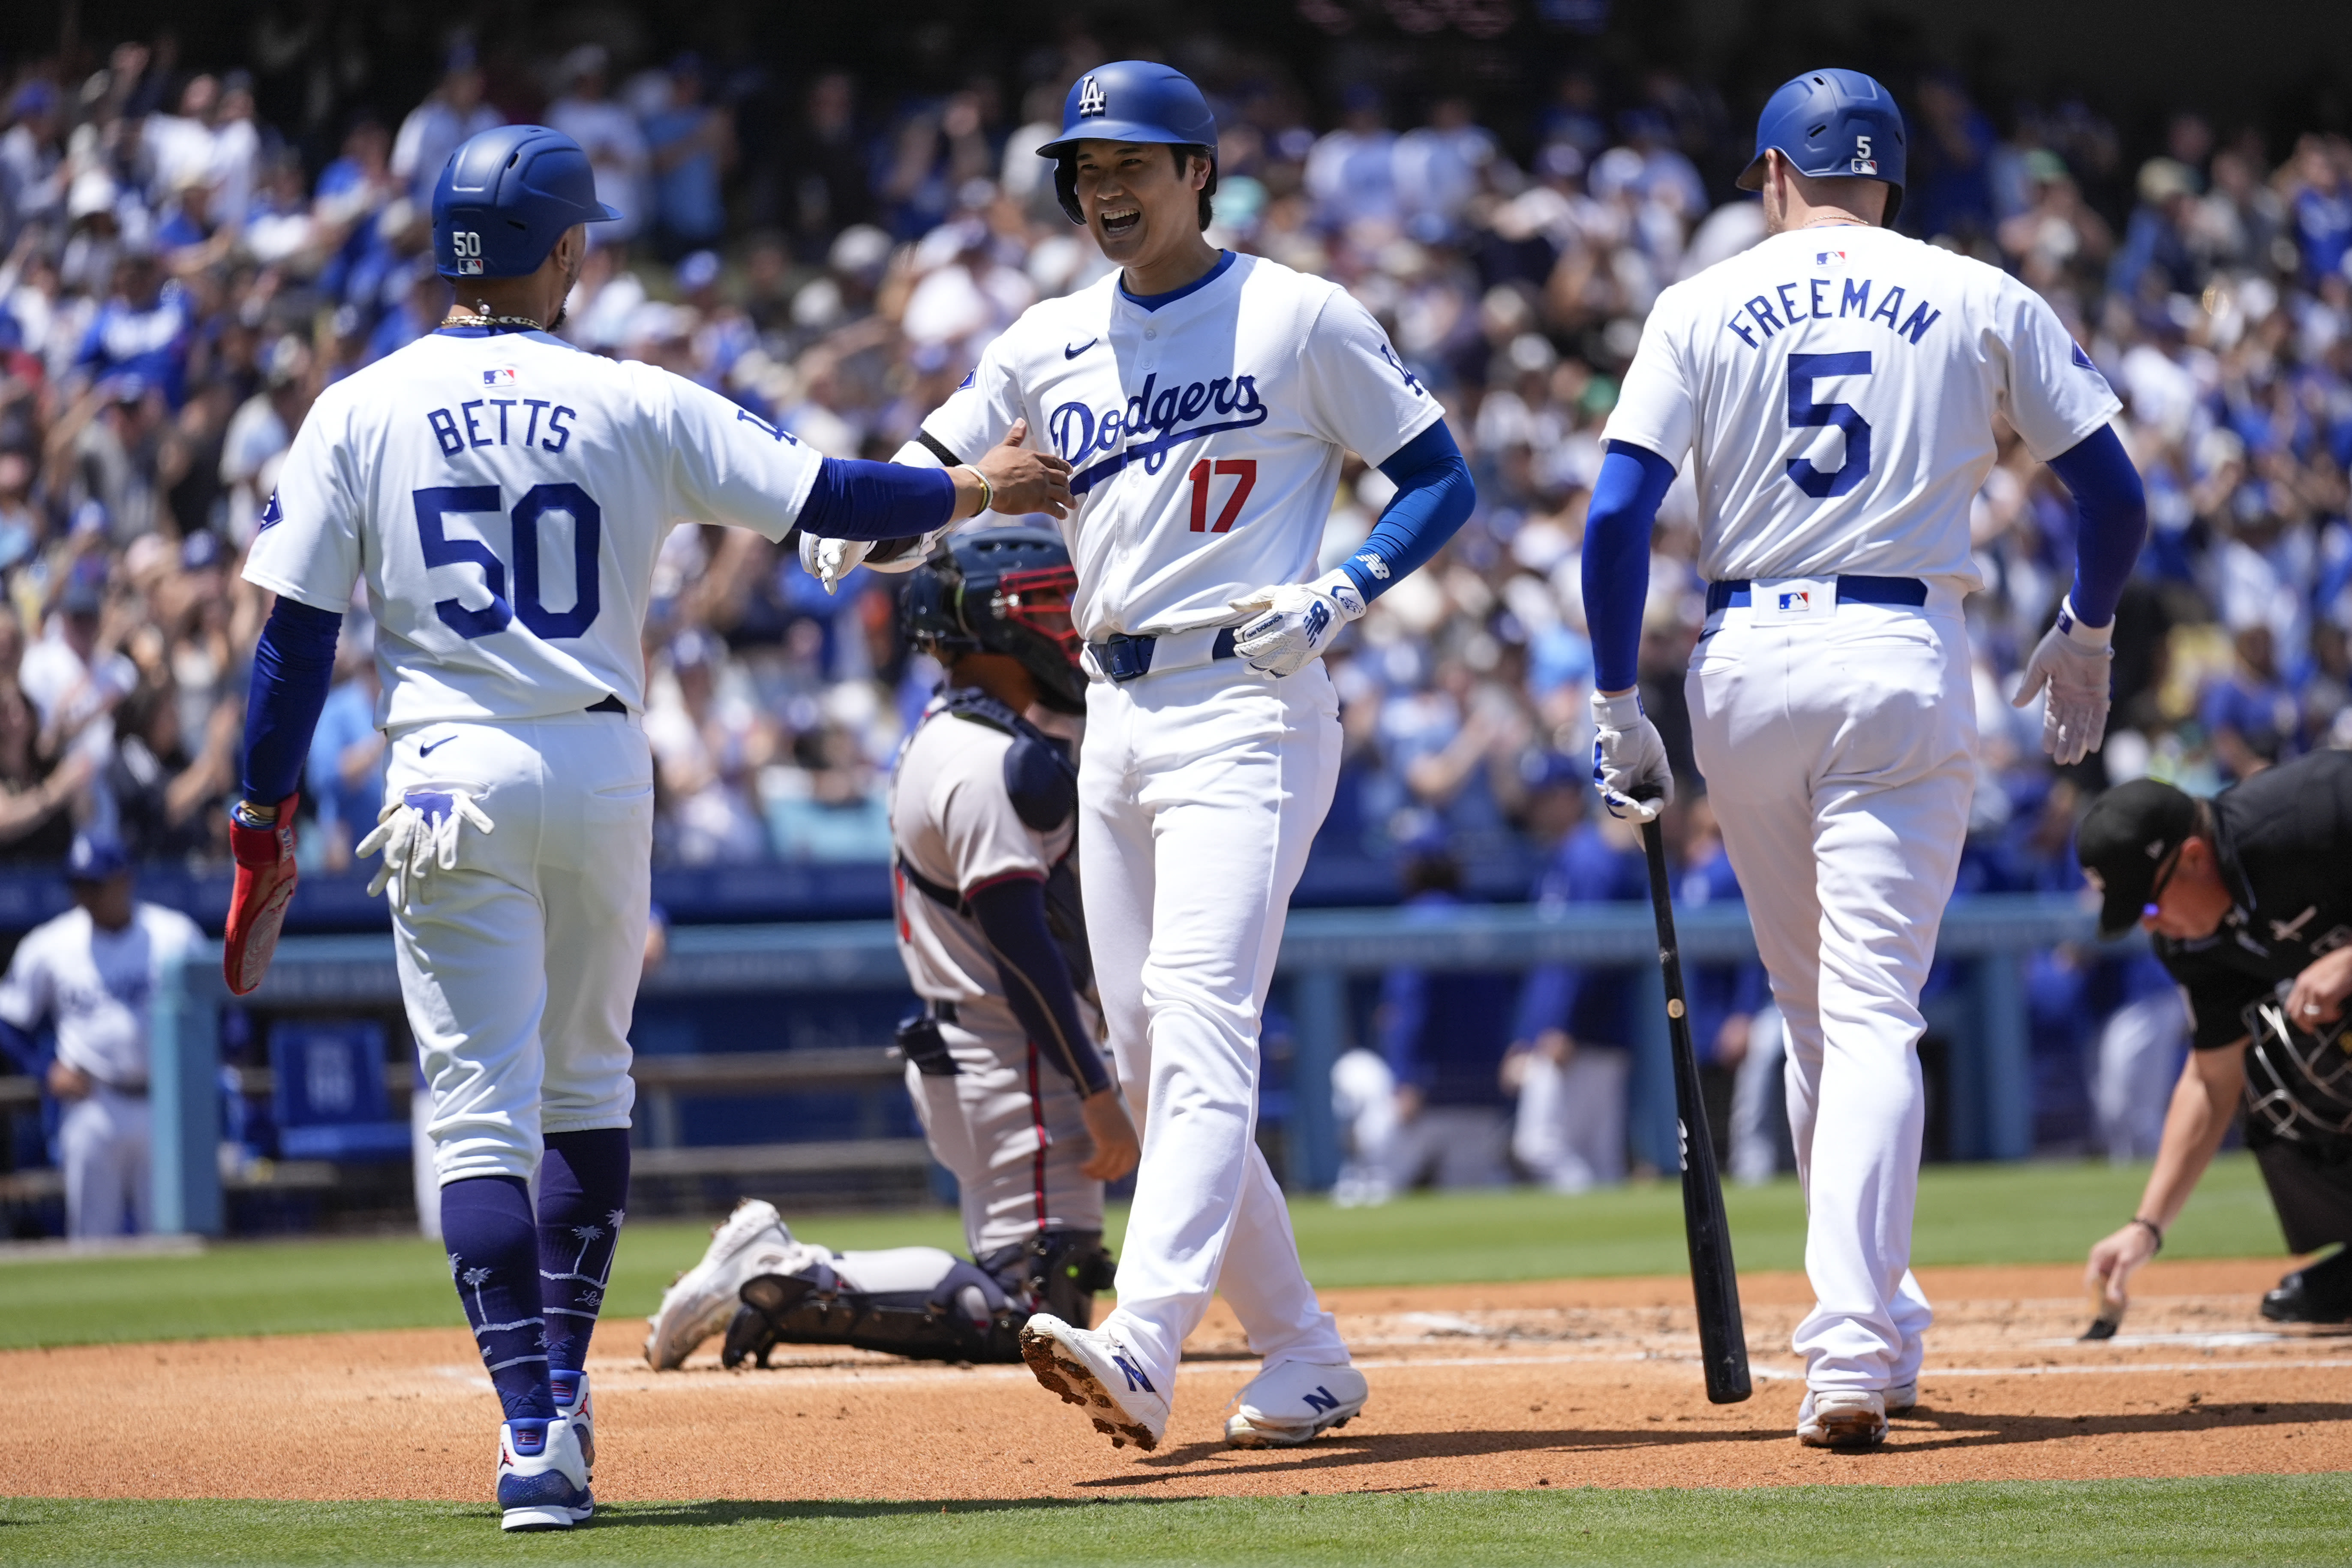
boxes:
[496,1415,593,1531]
[1223,1361,1369,1448]
[550,1369,594,1478]
[1018,1312,1169,1452]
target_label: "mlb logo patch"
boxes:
[1778,591,1810,612]
[1815,249,1846,266]
[483,366,519,387]
[1851,156,1877,175]
[457,258,483,276]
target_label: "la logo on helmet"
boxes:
[1078,76,1107,117]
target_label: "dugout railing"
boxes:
[127,892,2124,1235]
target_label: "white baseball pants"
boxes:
[904,997,1103,1258]
[60,1087,150,1238]
[1078,658,1351,1390]
[384,712,655,1184]
[1686,590,1974,1395]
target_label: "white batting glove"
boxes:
[1229,569,1366,678]
[358,789,495,912]
[2012,596,2114,767]
[861,526,954,575]
[797,532,872,595]
[1591,690,1672,822]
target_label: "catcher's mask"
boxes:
[900,527,1085,713]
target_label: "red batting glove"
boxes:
[225,793,300,997]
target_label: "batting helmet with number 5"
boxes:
[1736,68,1907,224]
[432,125,621,281]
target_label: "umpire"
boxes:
[2079,750,2352,1323]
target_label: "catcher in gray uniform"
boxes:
[645,531,1138,1368]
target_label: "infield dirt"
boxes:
[4,1259,2346,1500]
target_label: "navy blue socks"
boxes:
[441,1174,553,1421]
[538,1128,631,1379]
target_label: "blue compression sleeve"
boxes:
[1583,441,1679,694]
[240,598,342,804]
[797,457,956,541]
[1338,421,1476,600]
[2045,425,2148,630]
[965,876,1112,1096]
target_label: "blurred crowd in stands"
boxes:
[4,26,2351,1178]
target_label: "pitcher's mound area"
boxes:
[5,1260,2344,1500]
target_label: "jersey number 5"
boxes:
[412,484,602,640]
[1785,352,1872,499]
[1187,459,1256,532]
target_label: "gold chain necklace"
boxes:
[440,311,545,330]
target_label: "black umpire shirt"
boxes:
[2154,750,2352,1051]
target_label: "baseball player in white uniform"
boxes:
[816,62,1476,1453]
[639,531,1139,1373]
[0,835,202,1238]
[220,126,1069,1531]
[1584,69,2148,1447]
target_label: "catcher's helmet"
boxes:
[1736,68,1907,224]
[1036,60,1217,227]
[901,529,1086,713]
[433,125,620,281]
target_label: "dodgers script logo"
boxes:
[1049,373,1270,495]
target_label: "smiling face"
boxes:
[1069,138,1209,267]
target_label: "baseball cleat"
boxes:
[644,1199,794,1368]
[1796,1388,1888,1448]
[1018,1312,1169,1452]
[1223,1360,1368,1448]
[1884,1379,1918,1415]
[549,1370,595,1478]
[496,1415,592,1531]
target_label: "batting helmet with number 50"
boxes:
[432,125,621,281]
[1736,69,1907,224]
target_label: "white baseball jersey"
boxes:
[910,252,1440,640]
[1605,225,2121,588]
[244,326,823,730]
[0,902,204,1087]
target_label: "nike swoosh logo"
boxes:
[419,737,455,757]
[1064,339,1097,359]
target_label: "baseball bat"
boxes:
[1639,814,1754,1404]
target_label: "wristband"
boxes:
[958,464,993,514]
[2129,1216,2163,1252]
[2055,595,2115,652]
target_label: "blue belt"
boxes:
[1704,575,1927,614]
[1088,628,1240,682]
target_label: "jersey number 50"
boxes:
[412,484,601,640]
[1784,351,1872,499]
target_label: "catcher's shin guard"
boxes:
[724,1257,1024,1366]
[981,1229,1116,1327]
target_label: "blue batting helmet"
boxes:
[1036,61,1218,227]
[432,125,620,281]
[1736,68,1907,223]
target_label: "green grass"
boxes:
[2,1478,2348,1565]
[0,1156,2285,1350]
